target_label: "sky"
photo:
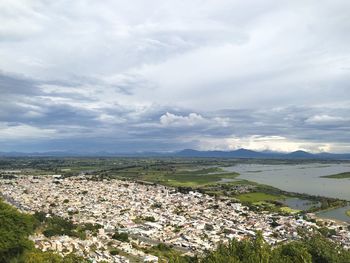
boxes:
[0,0,350,153]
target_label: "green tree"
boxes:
[0,199,36,262]
[112,231,129,242]
[305,234,350,263]
[23,251,63,263]
[270,242,312,263]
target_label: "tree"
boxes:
[270,242,312,263]
[23,251,63,263]
[0,199,36,263]
[305,234,350,263]
[112,231,129,242]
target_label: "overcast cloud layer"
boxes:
[0,0,350,153]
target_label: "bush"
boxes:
[41,216,78,237]
[204,224,214,231]
[144,216,156,222]
[112,231,129,242]
[109,249,119,256]
[33,211,47,223]
[156,243,172,252]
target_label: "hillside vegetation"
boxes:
[0,198,88,263]
[171,232,350,263]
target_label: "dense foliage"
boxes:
[0,199,89,263]
[0,199,36,262]
[111,231,129,242]
[170,232,350,263]
[33,211,101,240]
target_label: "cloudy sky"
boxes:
[1,0,350,153]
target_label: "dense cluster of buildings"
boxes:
[1,175,349,262]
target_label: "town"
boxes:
[1,174,349,262]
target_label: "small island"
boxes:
[321,172,350,179]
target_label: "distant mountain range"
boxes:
[0,148,350,160]
[174,149,350,160]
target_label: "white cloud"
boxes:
[96,113,126,125]
[305,114,348,125]
[196,135,338,153]
[158,112,233,128]
[160,112,206,127]
[0,123,56,140]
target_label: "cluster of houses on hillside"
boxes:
[1,175,349,262]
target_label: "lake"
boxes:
[224,163,350,200]
[317,205,350,223]
[223,163,350,222]
[280,198,320,211]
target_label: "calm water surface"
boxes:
[316,205,350,223]
[280,198,320,211]
[224,163,350,200]
[224,163,350,222]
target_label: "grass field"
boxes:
[236,192,285,202]
[142,168,240,187]
[321,172,350,179]
[280,207,300,214]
